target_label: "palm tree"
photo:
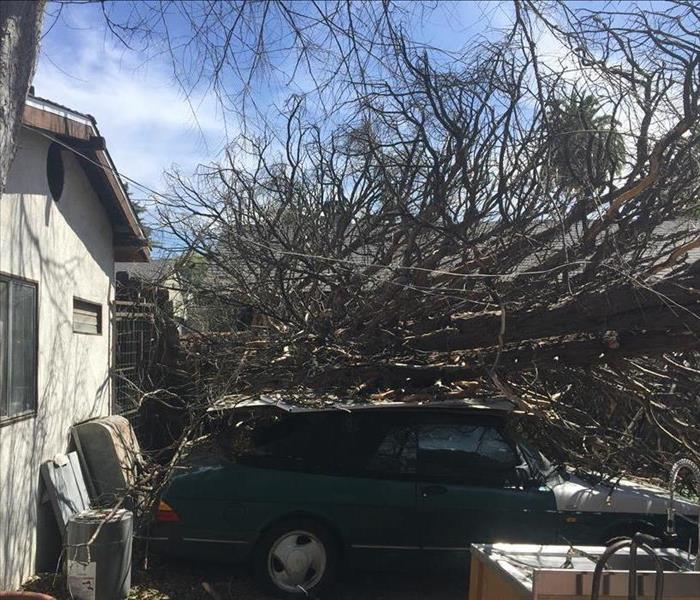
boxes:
[548,93,625,192]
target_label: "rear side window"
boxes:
[418,423,517,485]
[237,413,340,473]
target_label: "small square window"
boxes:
[73,298,102,335]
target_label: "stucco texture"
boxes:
[0,127,114,590]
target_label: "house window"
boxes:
[73,298,102,335]
[0,276,38,420]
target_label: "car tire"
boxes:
[253,518,338,598]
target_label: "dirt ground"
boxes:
[23,557,467,600]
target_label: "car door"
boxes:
[417,416,558,553]
[329,411,420,562]
[182,411,346,543]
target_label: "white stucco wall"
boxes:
[0,128,114,589]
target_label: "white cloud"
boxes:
[34,8,226,197]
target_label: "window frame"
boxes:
[0,272,39,425]
[336,411,419,481]
[72,297,103,335]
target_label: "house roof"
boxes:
[21,95,149,262]
[115,258,177,281]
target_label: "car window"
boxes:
[339,413,417,479]
[236,413,340,473]
[366,426,417,476]
[418,423,518,485]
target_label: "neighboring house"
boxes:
[116,256,260,335]
[116,258,187,330]
[0,95,148,590]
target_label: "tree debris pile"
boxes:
[147,2,700,484]
[179,267,700,389]
[176,332,699,483]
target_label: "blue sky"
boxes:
[35,1,661,201]
[35,1,513,204]
[36,2,224,203]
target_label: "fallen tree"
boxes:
[142,1,700,483]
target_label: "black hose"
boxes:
[591,539,630,600]
[629,533,665,600]
[590,537,665,600]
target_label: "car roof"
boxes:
[207,394,516,418]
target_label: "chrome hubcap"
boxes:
[268,530,327,593]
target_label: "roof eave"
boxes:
[22,96,150,262]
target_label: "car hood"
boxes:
[550,473,699,516]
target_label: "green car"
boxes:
[151,400,698,597]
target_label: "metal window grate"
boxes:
[113,301,157,415]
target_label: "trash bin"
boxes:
[66,509,132,600]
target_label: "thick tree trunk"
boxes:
[0,0,45,194]
[306,330,700,389]
[406,270,700,351]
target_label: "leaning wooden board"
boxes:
[533,570,700,600]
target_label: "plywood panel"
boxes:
[468,554,531,600]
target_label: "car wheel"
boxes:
[254,518,338,598]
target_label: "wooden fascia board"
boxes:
[22,103,92,140]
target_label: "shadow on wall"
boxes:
[1,133,113,589]
[3,132,113,280]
